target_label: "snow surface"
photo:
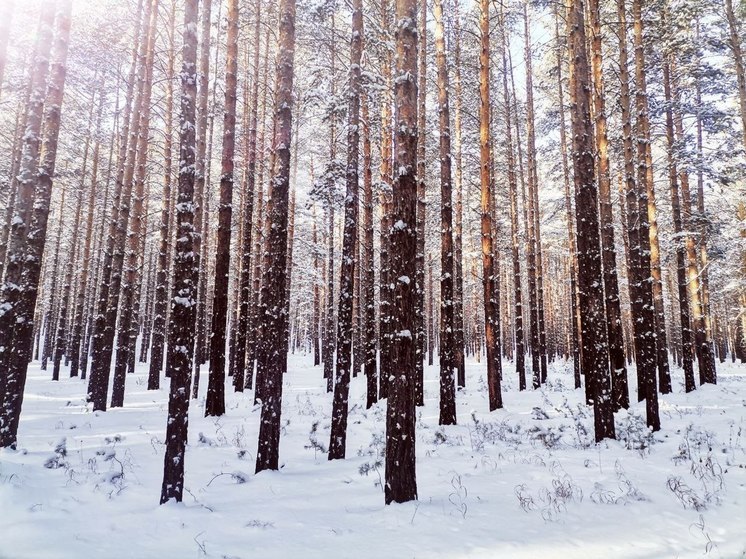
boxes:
[1,355,745,559]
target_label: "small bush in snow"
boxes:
[616,410,655,456]
[44,438,68,470]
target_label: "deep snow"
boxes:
[1,354,745,559]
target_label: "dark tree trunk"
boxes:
[589,0,629,410]
[619,0,659,430]
[205,0,238,417]
[385,0,419,505]
[160,0,198,504]
[478,0,502,412]
[567,0,615,442]
[434,0,457,426]
[255,0,296,474]
[329,0,363,460]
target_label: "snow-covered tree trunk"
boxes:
[385,0,419,505]
[329,0,363,460]
[160,0,198,505]
[567,0,615,442]
[255,0,297,474]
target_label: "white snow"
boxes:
[1,356,745,559]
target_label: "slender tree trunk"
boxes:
[619,0,659,429]
[523,4,547,385]
[361,78,377,408]
[148,0,176,390]
[160,0,198,504]
[451,0,466,389]
[70,83,106,378]
[205,0,239,417]
[53,93,95,380]
[378,0,393,400]
[567,0,615,442]
[255,0,297,474]
[478,0,503,412]
[433,0,457,425]
[413,0,427,408]
[662,53,696,392]
[553,8,581,390]
[589,0,629,409]
[191,0,214,398]
[500,11,525,392]
[385,0,418,505]
[329,0,363,459]
[632,0,670,394]
[234,6,261,390]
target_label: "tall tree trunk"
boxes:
[478,0,503,412]
[148,0,177,390]
[413,0,427,408]
[255,0,297,474]
[378,0,393,400]
[433,0,457,425]
[523,4,547,385]
[160,0,198,504]
[632,0,671,394]
[500,10,525,392]
[329,0,363,459]
[618,0,659,429]
[662,51,696,393]
[323,12,337,395]
[234,5,261,391]
[361,78,377,409]
[0,0,71,448]
[205,0,239,417]
[567,0,615,442]
[554,7,581,390]
[191,0,214,398]
[385,0,418,505]
[53,92,95,380]
[451,0,466,389]
[70,83,106,378]
[589,0,629,409]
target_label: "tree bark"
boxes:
[618,0,659,429]
[255,0,296,474]
[160,0,198,504]
[567,0,615,442]
[589,0,629,410]
[385,0,419,505]
[329,0,363,459]
[205,0,239,417]
[478,0,503,412]
[433,0,457,425]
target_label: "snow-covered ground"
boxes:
[1,354,745,559]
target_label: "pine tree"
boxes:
[255,0,297,474]
[160,0,198,505]
[567,0,615,442]
[385,0,418,505]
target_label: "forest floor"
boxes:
[1,354,745,559]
